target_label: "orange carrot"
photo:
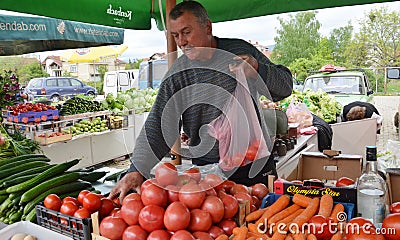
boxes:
[292,233,306,240]
[330,203,345,223]
[215,234,229,240]
[247,223,259,234]
[246,207,268,222]
[306,234,317,240]
[291,197,320,229]
[232,226,248,240]
[271,231,287,240]
[285,235,294,240]
[292,194,313,208]
[246,231,269,240]
[272,208,305,234]
[256,195,291,227]
[330,232,343,240]
[318,194,334,217]
[269,204,302,226]
[246,237,256,240]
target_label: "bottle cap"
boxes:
[366,146,377,161]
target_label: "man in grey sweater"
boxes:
[109,1,293,202]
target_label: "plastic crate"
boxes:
[261,193,355,220]
[8,109,59,123]
[36,202,92,240]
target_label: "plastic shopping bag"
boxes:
[208,67,269,171]
[286,99,313,128]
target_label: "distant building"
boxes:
[41,56,62,77]
[248,40,274,58]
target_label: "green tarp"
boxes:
[0,14,124,55]
[0,0,398,30]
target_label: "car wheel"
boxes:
[87,91,95,96]
[50,95,61,103]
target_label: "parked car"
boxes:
[302,65,374,106]
[102,69,138,97]
[26,77,97,102]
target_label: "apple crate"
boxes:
[34,131,72,145]
[36,202,92,240]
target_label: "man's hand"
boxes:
[230,54,259,79]
[108,171,144,203]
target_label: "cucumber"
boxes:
[22,180,91,215]
[79,171,108,182]
[103,169,127,182]
[6,159,80,193]
[2,174,39,188]
[20,172,83,203]
[0,161,50,179]
[0,164,54,185]
[0,154,47,167]
[9,209,23,223]
[0,157,50,171]
[25,207,36,222]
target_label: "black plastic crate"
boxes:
[36,202,92,240]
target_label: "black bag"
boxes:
[311,113,333,152]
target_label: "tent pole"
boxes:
[166,0,182,166]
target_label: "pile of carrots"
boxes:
[229,193,346,240]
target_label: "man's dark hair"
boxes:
[169,1,210,26]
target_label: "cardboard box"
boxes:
[274,151,363,204]
[34,131,72,145]
[386,168,400,204]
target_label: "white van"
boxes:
[138,59,168,89]
[102,69,138,97]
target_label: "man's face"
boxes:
[169,11,213,61]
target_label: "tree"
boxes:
[98,65,108,81]
[327,23,354,65]
[125,58,143,69]
[272,11,321,66]
[18,62,48,85]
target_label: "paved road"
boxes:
[374,96,400,151]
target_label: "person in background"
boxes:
[15,87,34,103]
[341,101,382,133]
[109,1,293,202]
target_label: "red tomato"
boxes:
[82,193,102,212]
[187,209,212,232]
[62,196,80,206]
[109,208,120,217]
[234,192,253,206]
[382,213,400,240]
[308,215,334,240]
[208,226,225,239]
[347,217,375,230]
[203,174,224,189]
[147,229,171,240]
[336,177,355,187]
[230,184,249,195]
[183,167,201,183]
[140,178,157,193]
[346,226,385,240]
[99,198,115,218]
[179,183,206,209]
[77,190,90,205]
[122,225,148,240]
[201,195,225,223]
[192,231,213,240]
[138,205,165,232]
[166,185,180,203]
[217,180,236,193]
[252,195,261,209]
[176,175,196,188]
[122,193,141,206]
[60,202,79,216]
[250,183,269,200]
[100,216,128,240]
[121,199,144,225]
[390,202,400,214]
[155,162,179,186]
[74,208,91,219]
[170,230,195,240]
[220,193,239,219]
[141,183,168,207]
[218,219,237,236]
[245,145,259,161]
[163,201,191,231]
[44,194,62,211]
[198,181,217,196]
[112,198,121,208]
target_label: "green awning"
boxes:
[0,14,124,56]
[0,0,398,30]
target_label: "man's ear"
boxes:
[206,20,212,35]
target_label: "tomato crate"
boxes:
[36,202,92,240]
[261,193,355,220]
[7,109,59,123]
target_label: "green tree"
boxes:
[327,23,354,65]
[272,11,321,66]
[98,65,108,81]
[125,58,143,69]
[18,62,48,85]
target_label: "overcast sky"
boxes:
[118,1,400,61]
[3,1,400,61]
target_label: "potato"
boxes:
[23,236,36,240]
[10,233,26,240]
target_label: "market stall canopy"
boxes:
[0,13,124,56]
[0,0,398,30]
[61,45,128,63]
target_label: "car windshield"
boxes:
[303,75,364,94]
[27,78,42,88]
